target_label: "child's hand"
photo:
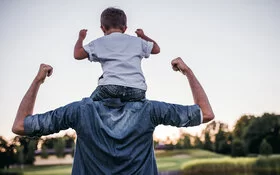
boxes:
[135,29,145,38]
[79,29,87,40]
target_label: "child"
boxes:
[74,7,160,101]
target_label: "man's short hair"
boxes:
[101,7,127,30]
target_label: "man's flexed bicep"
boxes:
[150,101,202,127]
[24,101,82,137]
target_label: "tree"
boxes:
[203,132,213,151]
[193,136,203,149]
[64,135,75,149]
[54,138,66,158]
[233,115,255,139]
[25,139,37,164]
[41,145,48,159]
[231,139,246,157]
[17,146,24,169]
[176,134,191,149]
[42,138,56,149]
[12,136,39,165]
[214,123,231,154]
[0,137,16,169]
[259,139,273,156]
[244,113,280,154]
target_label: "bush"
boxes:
[181,157,255,174]
[54,138,66,158]
[40,146,48,159]
[231,139,246,157]
[181,155,280,174]
[259,139,273,156]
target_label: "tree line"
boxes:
[155,113,280,157]
[0,134,75,169]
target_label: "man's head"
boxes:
[100,7,127,34]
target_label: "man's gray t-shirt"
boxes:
[83,33,154,90]
[24,98,202,174]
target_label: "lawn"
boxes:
[156,149,225,171]
[1,149,224,174]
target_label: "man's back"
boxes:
[73,98,157,174]
[24,97,202,174]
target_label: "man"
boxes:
[12,57,214,174]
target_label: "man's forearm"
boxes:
[184,69,214,123]
[12,79,41,135]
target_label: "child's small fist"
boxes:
[79,29,87,40]
[135,29,145,38]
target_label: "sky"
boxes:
[0,0,279,141]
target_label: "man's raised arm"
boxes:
[12,64,53,135]
[171,57,215,123]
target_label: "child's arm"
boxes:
[74,29,89,60]
[135,29,160,54]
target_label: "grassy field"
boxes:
[181,155,280,174]
[156,149,224,171]
[1,149,224,175]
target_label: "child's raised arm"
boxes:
[74,29,89,60]
[135,29,160,54]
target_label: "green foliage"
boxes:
[175,134,191,149]
[26,139,37,164]
[203,132,213,151]
[40,145,48,159]
[12,136,39,165]
[17,146,24,165]
[54,138,66,158]
[214,123,231,154]
[259,139,273,156]
[64,135,75,149]
[193,136,203,149]
[182,157,255,174]
[182,155,280,174]
[244,113,280,154]
[233,115,255,139]
[42,138,56,149]
[253,155,280,173]
[0,136,16,169]
[231,139,246,157]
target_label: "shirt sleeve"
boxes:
[24,100,84,137]
[141,39,154,58]
[83,40,99,62]
[150,101,202,127]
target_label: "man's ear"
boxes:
[100,25,106,34]
[122,26,127,33]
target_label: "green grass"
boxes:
[156,149,225,171]
[181,155,280,174]
[0,149,228,174]
[1,165,72,175]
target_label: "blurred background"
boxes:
[0,0,279,174]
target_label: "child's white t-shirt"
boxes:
[83,32,153,90]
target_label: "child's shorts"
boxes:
[90,85,146,102]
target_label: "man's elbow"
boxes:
[203,113,215,123]
[12,124,24,135]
